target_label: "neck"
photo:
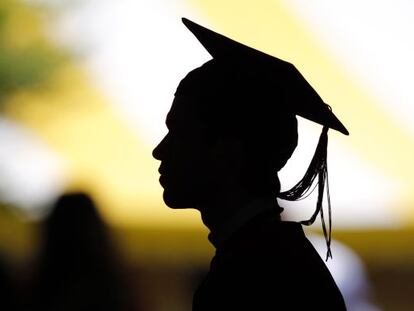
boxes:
[198,192,281,247]
[198,190,245,233]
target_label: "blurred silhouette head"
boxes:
[32,192,132,311]
[153,18,348,211]
[43,192,109,264]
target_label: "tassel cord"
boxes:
[278,126,332,260]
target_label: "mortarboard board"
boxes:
[181,17,349,136]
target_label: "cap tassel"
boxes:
[278,126,332,261]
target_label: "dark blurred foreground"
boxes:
[0,202,413,310]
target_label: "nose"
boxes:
[152,134,168,160]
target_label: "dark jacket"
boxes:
[193,211,346,310]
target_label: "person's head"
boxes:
[153,18,348,213]
[41,192,111,266]
[153,59,299,210]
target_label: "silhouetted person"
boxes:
[153,18,348,310]
[29,192,134,311]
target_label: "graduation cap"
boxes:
[181,17,348,136]
[180,18,349,260]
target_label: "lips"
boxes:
[159,174,167,187]
[158,164,167,175]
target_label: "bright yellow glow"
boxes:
[4,0,414,227]
[187,0,414,220]
[5,65,201,227]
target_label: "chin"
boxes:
[162,189,197,209]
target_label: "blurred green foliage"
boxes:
[0,0,68,106]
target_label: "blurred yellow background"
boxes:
[2,0,413,228]
[1,0,413,310]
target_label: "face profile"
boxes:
[153,99,210,209]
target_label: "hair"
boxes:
[278,127,333,260]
